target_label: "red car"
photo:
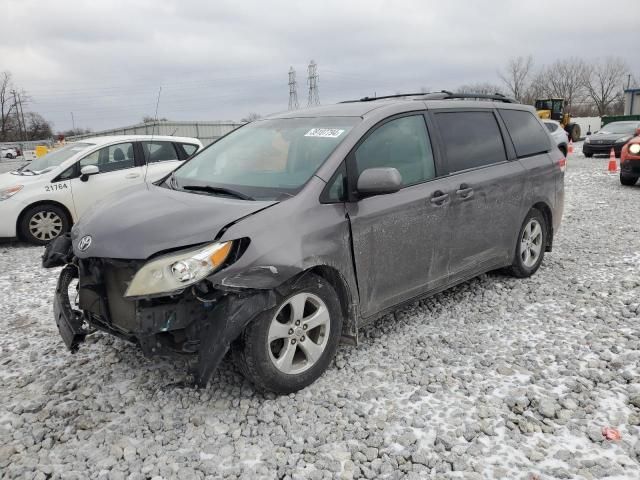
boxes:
[620,128,640,186]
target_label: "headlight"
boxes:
[0,185,23,201]
[585,137,591,143]
[124,241,233,297]
[615,136,632,144]
[629,143,640,155]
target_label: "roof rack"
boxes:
[340,90,516,104]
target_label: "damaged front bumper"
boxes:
[45,235,276,387]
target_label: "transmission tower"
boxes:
[307,60,320,106]
[288,67,299,110]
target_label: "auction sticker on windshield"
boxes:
[304,128,345,138]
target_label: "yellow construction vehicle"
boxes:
[535,98,581,142]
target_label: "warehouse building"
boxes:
[67,120,242,146]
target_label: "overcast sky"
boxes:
[2,0,638,132]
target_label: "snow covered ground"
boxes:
[1,143,640,479]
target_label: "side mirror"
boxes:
[80,165,99,182]
[357,167,402,197]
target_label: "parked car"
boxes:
[583,121,640,158]
[620,128,640,186]
[2,146,18,159]
[43,93,565,394]
[0,135,202,244]
[542,119,569,156]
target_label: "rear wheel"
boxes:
[567,123,581,142]
[232,274,343,393]
[19,204,70,245]
[506,209,547,278]
[620,173,638,186]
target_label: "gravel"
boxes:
[1,143,639,479]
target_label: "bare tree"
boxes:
[537,58,588,114]
[456,82,505,96]
[584,57,629,116]
[498,56,533,102]
[0,71,17,141]
[241,112,262,123]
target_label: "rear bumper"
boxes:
[46,240,276,387]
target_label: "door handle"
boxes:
[456,184,474,199]
[429,191,449,206]
[125,173,140,179]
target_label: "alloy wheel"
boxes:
[267,292,331,375]
[520,218,543,268]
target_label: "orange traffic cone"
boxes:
[568,140,574,154]
[607,148,618,174]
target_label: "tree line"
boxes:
[458,56,636,117]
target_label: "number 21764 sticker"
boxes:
[304,128,345,138]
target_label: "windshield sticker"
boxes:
[304,128,345,138]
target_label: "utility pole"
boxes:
[307,60,320,107]
[71,112,75,132]
[11,90,23,140]
[17,92,27,141]
[288,67,299,110]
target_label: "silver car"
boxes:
[542,119,569,156]
[44,92,565,393]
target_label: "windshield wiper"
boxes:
[182,185,255,201]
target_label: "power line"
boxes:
[307,60,320,107]
[288,66,299,110]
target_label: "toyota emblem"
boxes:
[78,235,92,251]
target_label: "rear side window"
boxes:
[355,115,436,186]
[500,109,551,157]
[179,143,199,157]
[141,141,179,163]
[434,111,506,173]
[544,122,558,133]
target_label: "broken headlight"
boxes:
[124,241,233,297]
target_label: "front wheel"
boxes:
[19,204,70,245]
[506,209,547,278]
[232,274,343,393]
[620,173,638,186]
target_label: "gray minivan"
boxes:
[44,92,565,393]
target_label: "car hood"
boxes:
[0,170,51,189]
[72,184,277,260]
[588,132,633,142]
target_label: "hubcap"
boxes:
[267,292,330,374]
[520,218,543,268]
[29,211,63,241]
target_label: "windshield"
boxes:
[171,117,358,200]
[600,123,639,135]
[22,143,94,174]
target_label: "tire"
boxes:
[567,124,581,142]
[19,204,70,245]
[620,173,638,186]
[506,209,547,278]
[559,145,567,157]
[232,273,343,394]
[6,153,14,159]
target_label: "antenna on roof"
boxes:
[143,86,162,183]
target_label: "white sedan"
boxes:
[542,119,570,156]
[2,147,18,159]
[0,135,202,244]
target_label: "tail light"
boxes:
[558,157,566,173]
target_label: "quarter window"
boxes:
[141,141,179,163]
[179,143,199,157]
[500,109,551,157]
[79,143,135,173]
[434,111,506,173]
[354,115,436,186]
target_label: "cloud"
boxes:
[2,0,638,131]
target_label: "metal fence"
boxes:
[66,120,242,146]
